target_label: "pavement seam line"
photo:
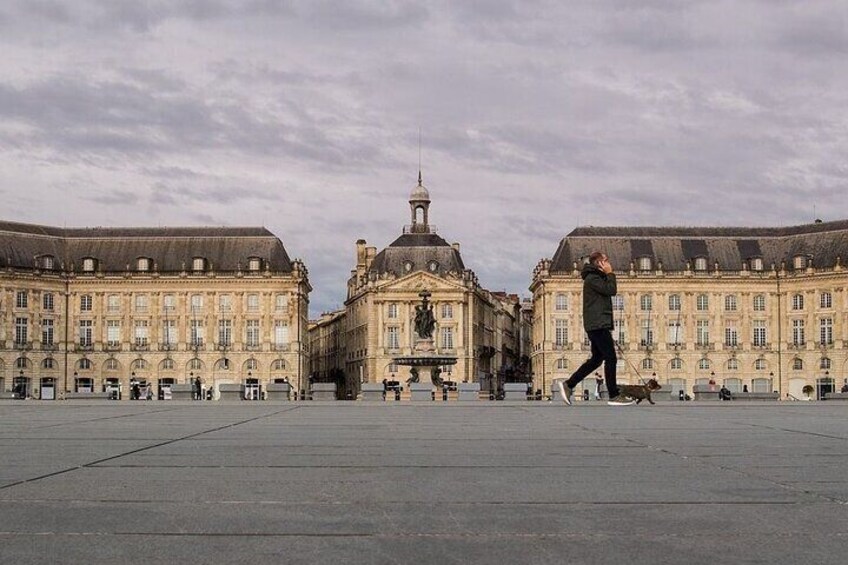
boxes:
[0,406,301,492]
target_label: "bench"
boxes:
[733,392,780,401]
[65,392,112,400]
[824,392,848,401]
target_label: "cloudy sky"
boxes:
[1,0,846,314]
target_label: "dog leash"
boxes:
[613,300,650,386]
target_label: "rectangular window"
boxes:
[441,326,454,350]
[441,303,453,319]
[753,320,767,346]
[724,322,738,347]
[246,319,260,346]
[792,294,804,310]
[667,320,683,345]
[43,293,54,311]
[79,320,93,346]
[247,294,260,312]
[42,319,54,346]
[163,320,177,345]
[640,295,652,311]
[792,319,805,346]
[134,320,149,346]
[613,317,626,344]
[820,292,832,309]
[190,320,204,346]
[107,320,121,346]
[274,321,289,346]
[386,326,400,350]
[80,295,92,312]
[387,303,398,319]
[107,294,120,312]
[15,317,28,345]
[820,318,833,345]
[219,295,232,312]
[554,319,568,346]
[218,319,232,346]
[753,295,766,312]
[16,291,27,309]
[275,294,288,312]
[696,320,709,346]
[163,294,176,311]
[640,318,653,346]
[696,295,709,311]
[134,294,148,312]
[190,294,203,310]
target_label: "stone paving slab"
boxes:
[0,402,846,564]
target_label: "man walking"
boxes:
[559,251,633,406]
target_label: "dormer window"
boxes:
[793,255,807,270]
[428,261,439,273]
[694,257,708,271]
[403,261,413,273]
[638,257,652,271]
[82,258,96,273]
[248,257,261,271]
[192,257,206,272]
[41,255,56,270]
[136,257,151,272]
[750,257,763,271]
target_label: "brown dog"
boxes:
[618,379,662,405]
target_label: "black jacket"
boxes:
[581,262,617,331]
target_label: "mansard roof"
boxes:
[369,232,465,276]
[550,220,848,272]
[0,220,294,273]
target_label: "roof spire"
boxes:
[418,127,422,186]
[418,169,422,186]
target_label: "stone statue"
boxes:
[406,367,420,384]
[414,291,436,339]
[431,366,443,388]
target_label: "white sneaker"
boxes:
[557,380,572,405]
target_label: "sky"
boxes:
[1,0,847,315]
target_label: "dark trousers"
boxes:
[565,329,619,398]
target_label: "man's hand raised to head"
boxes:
[599,257,613,274]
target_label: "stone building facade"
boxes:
[0,222,310,400]
[307,308,347,396]
[339,176,523,395]
[531,221,848,400]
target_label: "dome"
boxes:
[410,173,430,202]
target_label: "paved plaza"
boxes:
[1,402,847,564]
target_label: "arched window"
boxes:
[698,358,711,371]
[668,294,681,311]
[161,359,175,371]
[820,357,832,370]
[555,294,568,311]
[105,359,119,371]
[724,295,737,311]
[555,358,568,370]
[272,359,287,371]
[132,359,148,371]
[670,357,683,371]
[78,358,92,370]
[82,258,96,272]
[694,257,708,271]
[42,358,56,370]
[754,359,767,371]
[189,358,203,371]
[245,359,258,371]
[726,358,739,371]
[792,358,803,371]
[641,358,654,370]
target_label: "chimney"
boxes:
[365,246,377,269]
[356,239,367,266]
[451,242,460,253]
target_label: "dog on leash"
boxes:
[617,379,662,405]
